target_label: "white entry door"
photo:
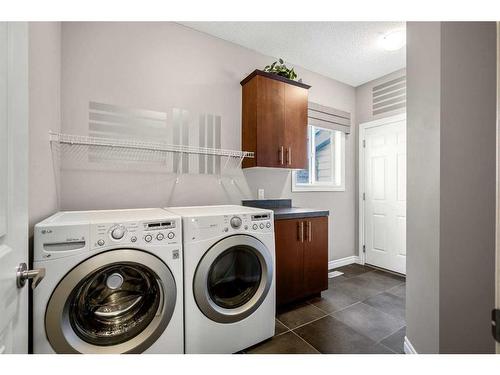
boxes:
[0,22,30,354]
[362,116,406,274]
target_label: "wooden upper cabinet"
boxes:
[241,70,310,169]
[284,84,308,169]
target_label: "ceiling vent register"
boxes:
[372,75,406,117]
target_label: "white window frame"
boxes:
[292,125,346,192]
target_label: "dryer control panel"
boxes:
[91,218,181,249]
[185,212,273,242]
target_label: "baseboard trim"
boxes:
[328,255,361,270]
[404,336,417,354]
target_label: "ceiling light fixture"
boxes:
[379,29,406,51]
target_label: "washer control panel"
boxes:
[110,225,126,240]
[91,218,180,249]
[249,213,273,232]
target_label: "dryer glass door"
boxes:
[207,247,262,309]
[194,235,273,323]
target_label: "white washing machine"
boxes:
[165,205,275,354]
[33,208,183,354]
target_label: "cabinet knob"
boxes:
[287,147,292,165]
[279,146,284,165]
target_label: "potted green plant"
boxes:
[263,58,299,81]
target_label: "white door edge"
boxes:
[358,113,407,267]
[0,22,29,354]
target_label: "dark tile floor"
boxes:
[245,264,406,354]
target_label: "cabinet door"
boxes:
[256,76,286,168]
[284,84,308,169]
[303,217,328,295]
[241,77,258,168]
[274,219,304,306]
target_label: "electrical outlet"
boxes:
[258,189,265,200]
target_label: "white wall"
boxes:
[28,22,61,233]
[57,22,357,261]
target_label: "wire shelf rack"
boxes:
[49,131,254,159]
[49,131,253,185]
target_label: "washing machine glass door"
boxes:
[194,235,273,323]
[45,249,177,353]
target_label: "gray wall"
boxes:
[28,22,61,233]
[406,22,441,354]
[497,24,500,355]
[439,22,496,354]
[406,21,496,354]
[57,22,357,262]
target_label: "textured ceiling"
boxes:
[179,22,406,87]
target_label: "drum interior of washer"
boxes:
[68,263,161,346]
[207,246,262,309]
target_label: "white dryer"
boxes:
[166,205,275,354]
[33,208,183,354]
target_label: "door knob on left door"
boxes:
[16,263,45,289]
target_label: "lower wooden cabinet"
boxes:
[274,216,328,306]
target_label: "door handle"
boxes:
[286,147,292,165]
[307,221,312,242]
[298,221,304,242]
[16,263,45,289]
[279,146,284,165]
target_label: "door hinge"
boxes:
[363,139,366,148]
[492,309,500,343]
[363,193,366,201]
[362,245,366,253]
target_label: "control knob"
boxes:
[111,226,125,240]
[144,234,153,242]
[230,216,242,229]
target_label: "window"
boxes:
[292,125,345,192]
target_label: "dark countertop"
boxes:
[270,207,329,220]
[242,199,329,220]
